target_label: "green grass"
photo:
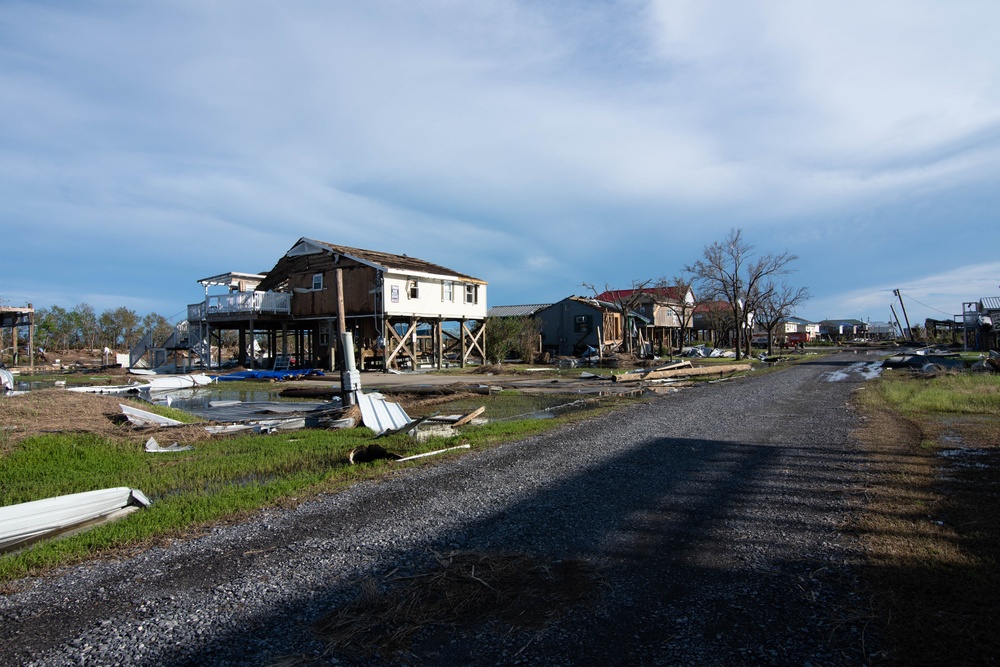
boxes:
[854,370,1000,665]
[0,392,645,584]
[868,371,1000,414]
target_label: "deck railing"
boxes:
[187,291,291,321]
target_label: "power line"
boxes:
[899,292,954,317]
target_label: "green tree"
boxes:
[142,312,175,346]
[71,303,99,349]
[483,316,540,364]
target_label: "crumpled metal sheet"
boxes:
[356,391,412,436]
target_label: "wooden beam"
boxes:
[385,320,417,368]
[462,321,486,366]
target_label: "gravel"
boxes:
[1,351,886,666]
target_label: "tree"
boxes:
[64,303,99,350]
[581,279,653,354]
[686,228,800,361]
[753,281,811,355]
[653,275,699,352]
[483,316,541,364]
[99,307,140,350]
[142,313,176,346]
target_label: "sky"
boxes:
[2,0,999,329]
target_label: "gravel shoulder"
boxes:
[1,351,885,666]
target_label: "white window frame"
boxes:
[465,284,477,304]
[442,281,453,302]
[408,279,419,299]
[312,273,323,291]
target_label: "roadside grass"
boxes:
[854,370,1000,666]
[0,391,644,586]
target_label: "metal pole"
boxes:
[340,331,359,406]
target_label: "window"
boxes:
[574,315,591,333]
[391,285,400,303]
[312,273,323,291]
[442,281,453,302]
[408,279,419,299]
[465,284,478,304]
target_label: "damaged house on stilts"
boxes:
[186,238,488,372]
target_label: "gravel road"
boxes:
[2,351,886,666]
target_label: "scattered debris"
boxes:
[357,391,414,436]
[119,403,185,427]
[214,369,324,381]
[377,414,438,438]
[348,443,402,464]
[882,354,964,372]
[0,368,14,392]
[395,444,472,462]
[144,437,194,453]
[450,406,485,428]
[371,385,499,397]
[140,374,214,392]
[0,487,151,554]
[612,362,751,383]
[67,383,144,395]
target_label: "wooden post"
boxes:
[28,304,34,375]
[249,319,255,369]
[328,319,336,372]
[239,327,247,367]
[335,268,347,371]
[460,319,467,368]
[436,320,443,370]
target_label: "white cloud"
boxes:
[1,1,998,315]
[806,262,1000,324]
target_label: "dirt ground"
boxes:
[0,390,219,452]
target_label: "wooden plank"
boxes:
[612,363,751,383]
[451,406,485,428]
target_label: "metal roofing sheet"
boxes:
[357,391,413,435]
[487,304,552,317]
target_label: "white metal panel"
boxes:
[357,391,413,435]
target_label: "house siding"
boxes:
[382,273,487,320]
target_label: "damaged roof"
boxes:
[981,296,1000,312]
[487,304,552,317]
[300,238,486,284]
[595,287,688,303]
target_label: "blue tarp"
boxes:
[212,369,325,381]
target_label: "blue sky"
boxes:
[2,1,998,327]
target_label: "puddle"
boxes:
[146,388,335,421]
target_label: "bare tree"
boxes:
[686,228,800,361]
[753,281,811,355]
[581,279,653,355]
[653,275,698,353]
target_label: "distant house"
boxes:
[187,238,488,370]
[754,316,820,345]
[595,286,695,351]
[867,321,896,340]
[818,319,867,342]
[968,297,1000,349]
[533,296,646,357]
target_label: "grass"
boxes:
[853,370,1000,666]
[0,391,644,586]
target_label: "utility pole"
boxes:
[890,305,904,341]
[893,289,913,342]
